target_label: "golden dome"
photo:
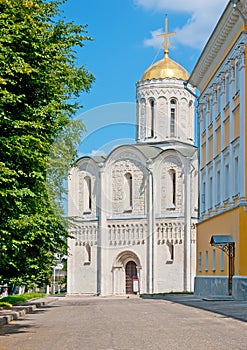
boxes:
[141,53,189,81]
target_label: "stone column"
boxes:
[67,168,78,295]
[183,158,192,291]
[97,162,106,295]
[146,159,154,293]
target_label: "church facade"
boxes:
[67,22,198,295]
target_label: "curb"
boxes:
[0,297,56,328]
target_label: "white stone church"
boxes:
[67,22,198,295]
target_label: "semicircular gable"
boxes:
[154,149,184,168]
[105,144,148,167]
[76,156,100,174]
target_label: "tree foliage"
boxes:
[0,0,94,287]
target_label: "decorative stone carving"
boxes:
[156,221,184,244]
[108,222,147,246]
[160,157,183,213]
[111,158,146,215]
[74,224,98,246]
[136,77,195,144]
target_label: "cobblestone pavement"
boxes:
[0,295,247,349]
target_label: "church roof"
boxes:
[77,142,197,166]
[90,156,106,163]
[141,55,189,81]
[134,141,197,157]
[133,144,162,159]
[77,155,105,164]
[132,142,197,160]
[141,17,189,81]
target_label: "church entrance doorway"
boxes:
[112,251,141,295]
[125,261,137,294]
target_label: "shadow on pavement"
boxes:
[141,294,247,323]
[0,304,58,336]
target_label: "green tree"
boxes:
[0,0,94,288]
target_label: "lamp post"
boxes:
[52,266,56,294]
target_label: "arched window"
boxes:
[147,99,154,138]
[166,169,176,209]
[85,243,91,264]
[124,172,133,211]
[84,176,92,213]
[150,99,154,137]
[170,99,176,136]
[171,170,176,206]
[169,243,174,261]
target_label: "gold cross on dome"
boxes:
[156,15,176,57]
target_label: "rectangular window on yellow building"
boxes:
[216,170,221,205]
[202,143,206,166]
[218,86,221,114]
[225,74,230,105]
[225,164,229,200]
[233,107,240,140]
[202,182,206,213]
[208,136,213,161]
[212,249,216,271]
[224,117,230,148]
[220,250,225,271]
[209,177,213,209]
[216,127,221,155]
[198,252,202,272]
[210,98,213,123]
[205,251,208,271]
[234,157,239,195]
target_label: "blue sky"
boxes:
[60,0,228,156]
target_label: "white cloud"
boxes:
[90,149,107,157]
[135,0,228,49]
[143,28,163,49]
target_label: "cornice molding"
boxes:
[189,3,241,88]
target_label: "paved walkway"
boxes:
[1,295,247,350]
[142,294,247,322]
[1,294,247,329]
[0,297,56,327]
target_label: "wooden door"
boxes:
[125,261,137,294]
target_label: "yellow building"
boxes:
[189,0,247,300]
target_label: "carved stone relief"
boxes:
[108,222,147,246]
[74,224,98,246]
[111,158,146,215]
[160,158,183,213]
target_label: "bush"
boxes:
[0,301,12,307]
[1,292,45,305]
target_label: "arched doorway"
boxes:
[125,261,137,294]
[112,251,141,295]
